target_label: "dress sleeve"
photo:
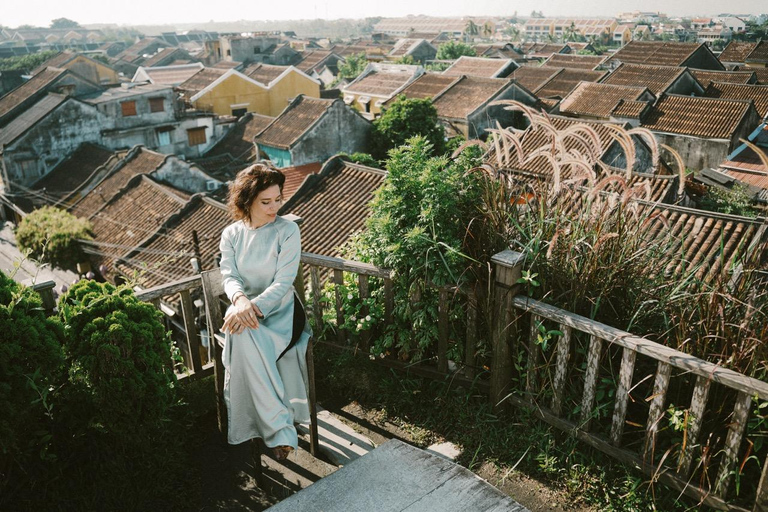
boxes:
[252,222,300,318]
[219,226,245,302]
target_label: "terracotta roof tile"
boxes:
[746,41,768,64]
[70,147,167,218]
[142,48,185,67]
[279,158,387,257]
[605,41,703,67]
[114,196,231,287]
[0,67,67,124]
[432,76,509,119]
[243,63,289,85]
[443,56,516,78]
[689,68,756,88]
[139,64,205,85]
[32,143,115,199]
[177,67,227,98]
[719,41,758,63]
[204,113,274,162]
[87,176,187,273]
[601,63,687,95]
[542,53,605,70]
[703,82,768,118]
[281,162,322,201]
[559,81,650,119]
[296,50,335,73]
[641,95,754,140]
[754,68,768,85]
[510,66,563,92]
[611,99,651,119]
[527,43,568,58]
[389,39,425,58]
[383,73,458,105]
[534,68,606,99]
[344,70,416,97]
[31,51,76,75]
[0,93,67,147]
[255,96,334,149]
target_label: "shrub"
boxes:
[698,182,757,217]
[0,271,64,467]
[435,41,476,60]
[15,206,92,270]
[58,280,175,442]
[371,96,445,161]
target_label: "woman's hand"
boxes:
[222,295,264,335]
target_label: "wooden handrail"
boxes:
[301,252,392,278]
[511,295,768,400]
[135,274,202,302]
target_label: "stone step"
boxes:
[296,406,377,466]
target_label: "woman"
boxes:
[219,163,310,461]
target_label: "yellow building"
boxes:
[189,65,321,118]
[33,51,119,85]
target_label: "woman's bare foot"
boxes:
[273,446,293,460]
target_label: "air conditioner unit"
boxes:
[206,180,220,191]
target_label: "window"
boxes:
[226,49,231,56]
[16,159,37,180]
[156,127,173,146]
[121,100,137,116]
[231,107,247,118]
[149,97,165,113]
[187,127,207,146]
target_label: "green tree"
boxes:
[15,206,92,271]
[482,22,494,39]
[394,54,416,65]
[57,280,176,442]
[464,20,479,41]
[435,41,476,60]
[50,18,81,29]
[0,271,64,464]
[371,96,445,161]
[0,50,58,72]
[336,52,368,82]
[338,152,380,168]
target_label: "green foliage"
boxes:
[425,61,451,72]
[435,41,477,60]
[57,280,176,442]
[698,182,757,217]
[0,50,58,72]
[0,271,64,461]
[371,96,445,160]
[336,52,368,81]
[50,18,81,29]
[394,55,416,65]
[338,152,379,168]
[15,206,92,270]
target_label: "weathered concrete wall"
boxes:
[667,73,705,96]
[92,88,177,131]
[408,43,437,64]
[466,83,538,139]
[602,136,658,173]
[289,101,372,167]
[153,156,221,194]
[685,46,724,71]
[652,132,730,171]
[4,100,108,187]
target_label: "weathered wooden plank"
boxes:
[511,296,768,401]
[610,347,637,447]
[300,252,391,278]
[358,274,370,352]
[306,337,319,457]
[333,269,346,345]
[464,290,478,380]
[716,391,753,499]
[754,453,768,512]
[526,314,541,399]
[383,278,394,326]
[580,335,603,432]
[437,288,449,374]
[200,270,227,436]
[136,274,201,301]
[678,375,712,477]
[644,361,672,462]
[310,265,323,334]
[551,325,572,416]
[180,289,203,375]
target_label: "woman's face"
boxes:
[248,184,282,227]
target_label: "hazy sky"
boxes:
[2,0,765,27]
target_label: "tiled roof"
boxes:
[31,51,76,74]
[114,196,231,288]
[718,41,756,63]
[432,76,509,119]
[31,143,115,199]
[210,61,241,69]
[83,83,171,104]
[559,81,650,119]
[689,69,756,88]
[601,63,687,95]
[510,66,563,92]
[70,147,168,218]
[203,112,274,162]
[746,41,768,64]
[611,99,651,119]
[0,67,67,125]
[281,162,322,201]
[344,70,415,97]
[703,82,768,118]
[0,93,67,147]
[526,43,568,58]
[255,96,334,150]
[604,41,704,67]
[177,67,227,98]
[243,63,289,85]
[753,68,768,85]
[279,157,387,257]
[296,50,335,73]
[87,175,187,273]
[542,53,605,70]
[534,68,607,99]
[115,38,168,63]
[382,73,458,106]
[138,64,205,86]
[642,95,754,140]
[442,56,515,78]
[388,39,424,58]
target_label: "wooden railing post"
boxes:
[489,250,525,412]
[32,280,57,316]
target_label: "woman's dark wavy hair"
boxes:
[227,162,285,221]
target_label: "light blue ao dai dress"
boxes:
[219,216,311,448]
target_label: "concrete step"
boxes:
[296,406,376,466]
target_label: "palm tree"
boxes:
[465,20,479,42]
[482,22,494,39]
